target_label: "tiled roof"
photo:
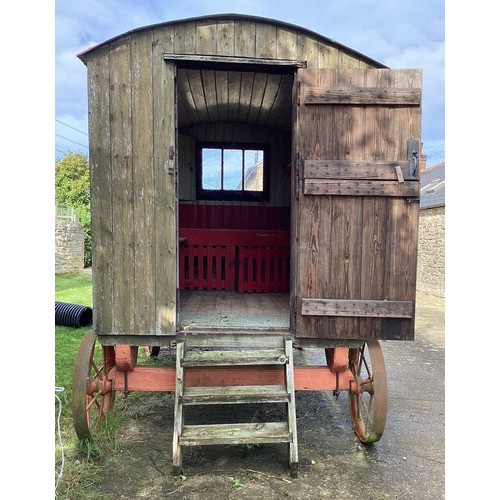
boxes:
[420,162,445,209]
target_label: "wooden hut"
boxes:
[77,13,421,346]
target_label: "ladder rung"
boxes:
[181,385,290,405]
[179,422,291,446]
[182,334,288,349]
[173,337,298,474]
[182,349,288,367]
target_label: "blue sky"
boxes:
[54,0,445,166]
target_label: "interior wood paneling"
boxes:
[176,69,294,132]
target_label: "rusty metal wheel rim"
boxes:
[348,340,388,444]
[72,331,115,441]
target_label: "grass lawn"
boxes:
[54,272,120,499]
[54,272,160,499]
[55,273,92,399]
[55,270,160,499]
[55,273,93,306]
[55,273,95,498]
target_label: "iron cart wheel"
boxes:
[72,331,116,440]
[348,340,388,444]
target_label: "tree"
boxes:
[55,151,92,267]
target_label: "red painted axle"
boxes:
[107,365,359,393]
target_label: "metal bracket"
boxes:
[406,197,420,205]
[395,165,404,183]
[407,139,419,179]
[295,158,302,199]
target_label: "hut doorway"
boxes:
[174,61,295,332]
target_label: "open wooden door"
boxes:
[291,68,421,340]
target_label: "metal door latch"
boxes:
[408,139,419,179]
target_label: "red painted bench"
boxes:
[179,229,290,293]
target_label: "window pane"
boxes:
[223,149,243,190]
[244,150,264,191]
[202,149,222,190]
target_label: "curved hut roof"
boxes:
[77,13,386,69]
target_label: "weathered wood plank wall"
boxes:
[132,31,155,335]
[294,68,420,340]
[109,39,134,335]
[87,47,112,334]
[83,17,381,337]
[152,27,176,335]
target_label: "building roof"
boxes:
[77,13,387,69]
[420,162,445,209]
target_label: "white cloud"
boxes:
[55,0,445,163]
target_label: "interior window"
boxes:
[196,142,268,201]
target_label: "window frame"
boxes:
[195,141,270,202]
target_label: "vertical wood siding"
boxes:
[294,68,421,340]
[88,48,112,334]
[85,18,380,336]
[109,39,134,334]
[152,26,176,335]
[167,19,369,67]
[131,31,155,335]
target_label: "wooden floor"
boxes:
[179,290,290,331]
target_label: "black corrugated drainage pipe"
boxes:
[55,301,93,328]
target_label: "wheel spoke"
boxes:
[85,394,98,412]
[361,356,372,380]
[358,394,374,432]
[91,360,105,378]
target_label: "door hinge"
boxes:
[405,197,420,205]
[296,81,301,105]
[295,158,302,199]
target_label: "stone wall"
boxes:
[417,206,445,298]
[55,219,84,274]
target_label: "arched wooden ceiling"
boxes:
[177,68,293,132]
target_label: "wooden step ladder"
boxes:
[172,334,298,477]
